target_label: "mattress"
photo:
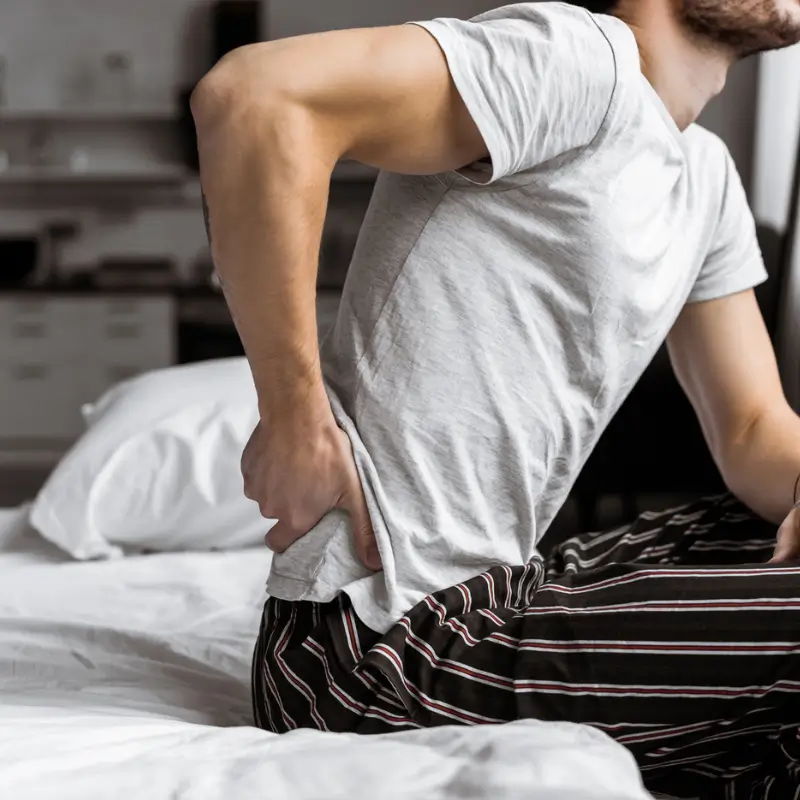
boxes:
[0,507,654,800]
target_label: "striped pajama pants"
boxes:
[251,494,800,799]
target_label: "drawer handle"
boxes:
[13,364,48,380]
[106,323,141,339]
[12,322,47,339]
[106,301,141,315]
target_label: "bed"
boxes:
[0,504,656,800]
[0,360,658,799]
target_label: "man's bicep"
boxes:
[257,25,489,176]
[337,26,489,175]
[667,290,784,458]
[198,24,488,178]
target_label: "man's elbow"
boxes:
[190,45,281,132]
[715,413,761,499]
[716,402,791,493]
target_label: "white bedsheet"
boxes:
[0,507,654,800]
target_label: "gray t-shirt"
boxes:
[267,2,767,634]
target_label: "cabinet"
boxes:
[0,294,175,448]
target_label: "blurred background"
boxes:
[0,0,798,539]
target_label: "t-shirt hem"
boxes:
[685,258,768,304]
[266,569,398,635]
[343,581,405,635]
[267,569,357,608]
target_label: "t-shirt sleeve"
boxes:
[408,4,616,184]
[687,146,767,304]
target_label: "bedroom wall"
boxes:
[0,0,213,111]
[0,0,216,276]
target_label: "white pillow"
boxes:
[30,358,271,559]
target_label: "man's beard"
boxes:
[680,0,800,57]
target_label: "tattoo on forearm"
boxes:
[201,189,212,246]
[201,188,223,288]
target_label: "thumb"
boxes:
[770,521,795,563]
[342,485,381,572]
[770,542,793,563]
[265,518,301,554]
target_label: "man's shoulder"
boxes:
[683,125,736,189]
[683,124,729,159]
[466,3,619,94]
[469,1,613,42]
[683,126,755,254]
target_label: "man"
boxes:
[192,0,800,793]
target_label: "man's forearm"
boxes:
[722,403,800,524]
[191,72,334,422]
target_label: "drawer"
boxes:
[0,297,79,326]
[88,296,174,328]
[0,298,85,360]
[0,361,84,440]
[84,297,176,361]
[95,296,172,320]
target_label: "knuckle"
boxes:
[284,516,305,534]
[277,507,305,531]
[239,450,251,474]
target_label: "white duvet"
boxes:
[0,507,654,800]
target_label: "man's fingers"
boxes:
[345,486,380,571]
[333,428,381,571]
[265,519,303,553]
[240,423,260,479]
[770,543,792,563]
[770,521,797,563]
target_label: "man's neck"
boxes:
[617,4,734,131]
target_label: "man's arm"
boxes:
[668,289,800,558]
[190,26,486,565]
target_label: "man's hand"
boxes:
[241,408,381,571]
[771,505,800,563]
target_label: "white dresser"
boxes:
[0,294,175,450]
